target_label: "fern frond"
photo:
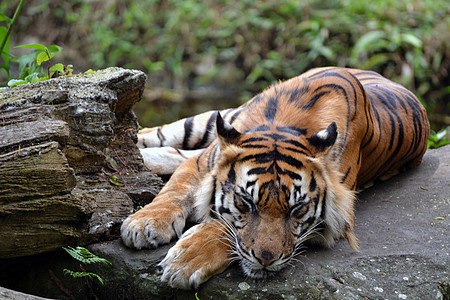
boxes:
[62,246,111,265]
[63,269,104,284]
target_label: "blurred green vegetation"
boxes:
[1,0,449,129]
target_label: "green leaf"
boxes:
[436,129,447,141]
[108,158,119,170]
[0,65,9,76]
[63,246,112,265]
[25,72,41,83]
[401,33,422,48]
[49,63,64,73]
[15,43,47,51]
[436,140,450,148]
[84,69,96,74]
[352,31,386,57]
[110,177,124,187]
[0,13,11,24]
[0,27,10,65]
[46,44,62,54]
[364,53,391,69]
[8,79,27,87]
[36,51,52,65]
[63,269,105,285]
[17,52,39,78]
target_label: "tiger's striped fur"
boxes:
[121,67,429,289]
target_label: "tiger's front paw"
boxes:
[159,223,232,289]
[120,204,185,250]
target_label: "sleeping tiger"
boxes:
[121,67,429,289]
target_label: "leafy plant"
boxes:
[1,0,72,89]
[1,0,448,130]
[428,127,450,149]
[0,0,24,81]
[62,246,111,285]
[8,43,69,88]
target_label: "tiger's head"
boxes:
[195,113,358,278]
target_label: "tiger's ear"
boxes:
[216,112,241,146]
[307,122,338,152]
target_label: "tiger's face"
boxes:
[195,114,357,278]
[214,151,329,278]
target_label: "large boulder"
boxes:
[0,68,163,258]
[0,146,447,299]
[88,145,450,299]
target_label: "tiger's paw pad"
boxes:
[120,208,185,250]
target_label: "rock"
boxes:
[0,146,450,300]
[0,286,53,300]
[4,145,443,300]
[86,145,450,299]
[0,68,164,258]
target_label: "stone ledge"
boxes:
[0,68,164,259]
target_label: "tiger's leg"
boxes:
[121,156,201,249]
[138,110,233,149]
[137,110,232,175]
[159,222,233,289]
[140,147,204,175]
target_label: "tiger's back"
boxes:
[216,67,429,190]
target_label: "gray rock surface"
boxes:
[0,68,163,258]
[1,146,446,299]
[84,145,448,299]
[0,287,53,300]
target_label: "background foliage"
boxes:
[1,0,449,130]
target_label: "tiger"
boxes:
[120,67,429,289]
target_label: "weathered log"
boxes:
[0,68,164,258]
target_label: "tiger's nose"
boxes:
[256,250,277,266]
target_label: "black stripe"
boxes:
[248,167,271,175]
[207,143,219,171]
[210,176,217,206]
[284,146,308,156]
[341,167,351,183]
[157,127,165,147]
[288,84,310,103]
[174,148,188,159]
[193,111,217,149]
[227,162,236,184]
[230,108,244,125]
[182,117,194,149]
[264,96,278,123]
[284,139,310,152]
[282,170,302,181]
[276,126,307,136]
[239,137,269,145]
[196,151,203,173]
[241,144,270,149]
[246,125,271,133]
[262,132,288,140]
[303,90,330,109]
[320,188,327,220]
[246,180,257,191]
[240,149,304,168]
[309,172,317,192]
[218,205,231,216]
